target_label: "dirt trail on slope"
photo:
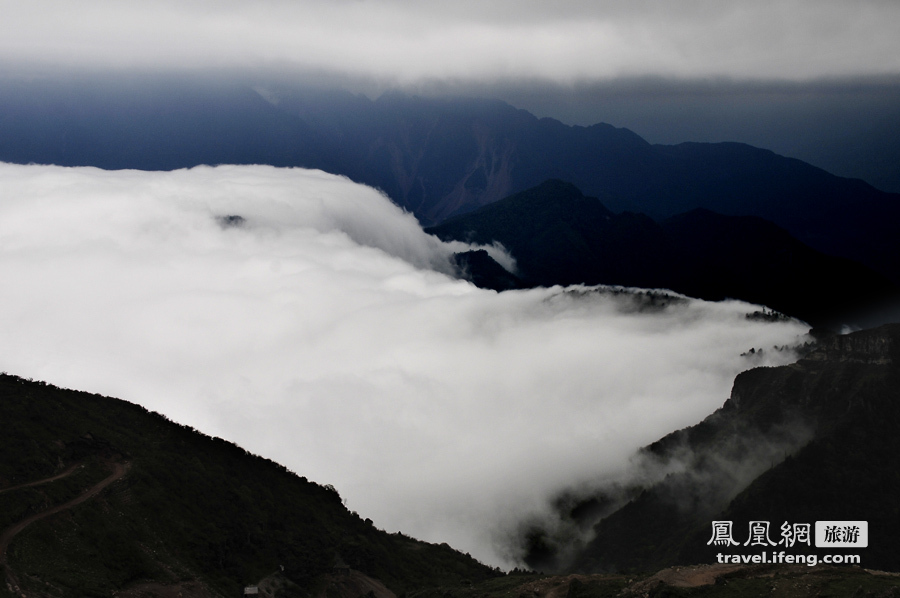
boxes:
[636,563,751,588]
[0,460,130,564]
[0,463,84,495]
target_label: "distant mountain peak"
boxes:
[453,178,613,219]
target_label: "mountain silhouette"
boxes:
[2,77,898,282]
[428,180,898,328]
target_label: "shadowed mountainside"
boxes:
[518,324,900,575]
[428,180,898,328]
[0,374,499,597]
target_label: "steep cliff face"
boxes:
[562,324,900,573]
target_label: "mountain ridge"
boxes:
[2,76,897,281]
[428,179,898,328]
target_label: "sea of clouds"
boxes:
[0,163,809,566]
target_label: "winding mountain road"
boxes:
[0,461,130,564]
[0,463,84,496]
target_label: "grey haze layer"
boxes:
[2,1,898,80]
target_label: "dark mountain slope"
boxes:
[0,374,498,597]
[278,89,900,280]
[277,91,650,224]
[429,180,671,289]
[283,91,663,225]
[641,142,900,279]
[453,250,525,291]
[659,208,898,326]
[0,76,339,172]
[428,180,897,328]
[567,324,900,574]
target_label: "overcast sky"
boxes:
[2,0,898,82]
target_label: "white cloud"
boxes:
[0,163,809,566]
[0,0,898,82]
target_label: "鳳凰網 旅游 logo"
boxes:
[706,520,867,567]
[707,520,867,547]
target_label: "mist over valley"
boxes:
[0,163,815,570]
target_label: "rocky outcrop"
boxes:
[805,325,896,364]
